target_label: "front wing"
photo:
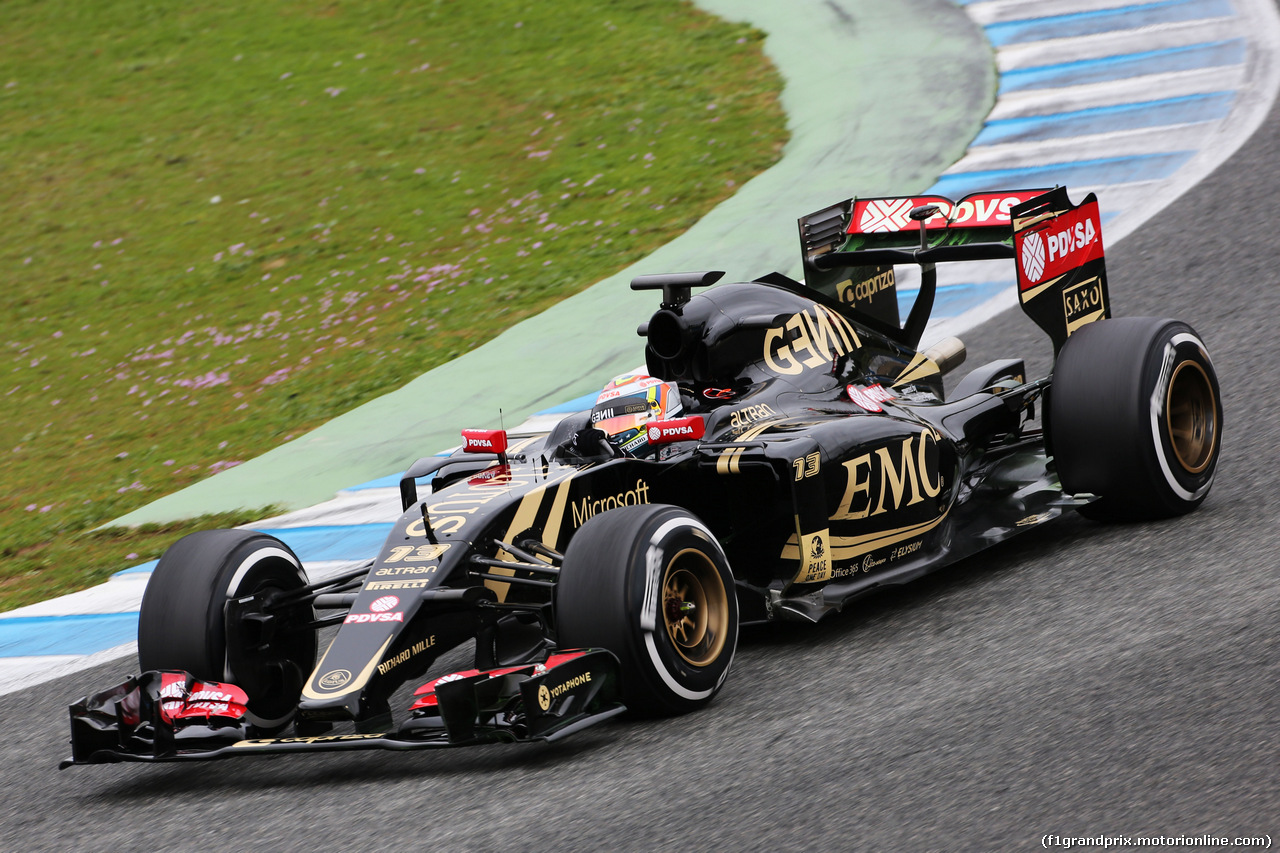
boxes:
[61,649,623,767]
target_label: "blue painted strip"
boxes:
[1000,39,1246,93]
[974,91,1234,144]
[114,559,159,577]
[987,0,1235,46]
[930,151,1194,197]
[250,524,395,562]
[345,471,410,491]
[898,280,1017,318]
[0,612,138,657]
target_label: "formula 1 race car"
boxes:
[62,186,1221,766]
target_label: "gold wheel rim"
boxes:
[1166,360,1216,474]
[661,548,728,667]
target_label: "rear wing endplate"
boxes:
[1011,187,1111,353]
[798,187,1110,352]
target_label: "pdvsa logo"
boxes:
[345,595,405,624]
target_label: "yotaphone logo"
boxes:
[539,672,593,711]
[1020,231,1046,282]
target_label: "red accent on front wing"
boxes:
[408,650,592,711]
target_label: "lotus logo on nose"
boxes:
[318,669,352,690]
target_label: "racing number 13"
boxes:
[385,544,450,562]
[793,452,821,481]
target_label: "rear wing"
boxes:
[1011,187,1110,353]
[798,187,1109,352]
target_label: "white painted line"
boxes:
[988,65,1246,118]
[0,642,138,698]
[996,17,1241,71]
[967,0,1169,27]
[0,573,151,619]
[948,121,1222,172]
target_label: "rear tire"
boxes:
[1050,317,1221,520]
[138,529,317,732]
[556,505,738,715]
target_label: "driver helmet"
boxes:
[589,372,682,456]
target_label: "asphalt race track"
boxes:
[6,29,1280,853]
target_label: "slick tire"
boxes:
[138,529,316,732]
[1050,318,1221,521]
[556,505,738,715]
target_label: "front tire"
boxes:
[138,529,317,732]
[555,505,738,715]
[1050,317,1222,520]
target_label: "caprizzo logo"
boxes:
[1021,231,1046,282]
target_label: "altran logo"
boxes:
[1021,231,1046,283]
[370,595,399,612]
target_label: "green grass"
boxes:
[0,0,787,612]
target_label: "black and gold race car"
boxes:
[62,187,1221,766]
